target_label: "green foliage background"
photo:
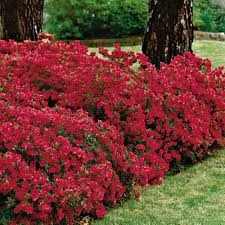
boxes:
[44,0,148,39]
[193,0,225,32]
[44,0,225,40]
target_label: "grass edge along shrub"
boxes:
[0,39,225,224]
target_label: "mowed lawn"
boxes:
[193,40,225,68]
[90,40,225,68]
[92,40,225,225]
[93,150,225,225]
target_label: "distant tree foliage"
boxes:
[44,0,148,39]
[193,0,225,32]
[44,0,225,40]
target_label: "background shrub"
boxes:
[44,0,225,40]
[193,0,225,32]
[44,0,148,39]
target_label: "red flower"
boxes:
[96,204,107,219]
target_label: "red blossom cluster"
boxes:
[0,40,224,224]
[38,32,55,42]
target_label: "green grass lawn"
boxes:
[193,40,225,68]
[93,150,225,225]
[92,40,225,225]
[90,40,225,68]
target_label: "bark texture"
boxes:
[142,0,194,68]
[0,0,44,41]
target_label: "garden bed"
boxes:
[0,39,225,224]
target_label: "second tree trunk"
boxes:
[142,0,194,68]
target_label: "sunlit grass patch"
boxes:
[90,40,225,68]
[93,150,225,225]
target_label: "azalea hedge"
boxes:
[0,39,225,225]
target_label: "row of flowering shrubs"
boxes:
[0,39,225,224]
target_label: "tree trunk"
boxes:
[0,0,44,41]
[142,0,194,68]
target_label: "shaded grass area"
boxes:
[93,150,225,225]
[90,40,225,68]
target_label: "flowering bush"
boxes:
[154,55,225,163]
[0,39,225,224]
[0,105,129,224]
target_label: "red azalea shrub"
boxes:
[143,54,225,163]
[0,104,127,224]
[0,39,225,224]
[0,40,169,186]
[99,47,225,163]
